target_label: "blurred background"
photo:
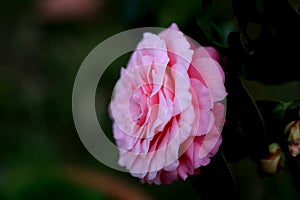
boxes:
[1,0,300,199]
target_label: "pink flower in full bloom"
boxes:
[110,23,227,184]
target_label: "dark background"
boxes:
[1,0,300,199]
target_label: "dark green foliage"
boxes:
[221,75,269,163]
[190,150,238,200]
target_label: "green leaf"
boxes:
[221,74,269,163]
[286,154,300,195]
[232,0,300,83]
[255,100,287,143]
[157,0,201,28]
[288,0,300,15]
[196,13,228,48]
[193,0,238,49]
[189,149,238,200]
[280,99,300,131]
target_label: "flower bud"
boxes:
[260,143,285,175]
[285,120,300,157]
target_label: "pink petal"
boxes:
[159,24,193,70]
[198,103,225,159]
[190,78,214,135]
[193,46,221,62]
[191,58,227,102]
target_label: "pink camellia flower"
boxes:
[110,23,227,184]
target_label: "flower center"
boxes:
[129,83,174,128]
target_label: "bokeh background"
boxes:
[1,0,300,199]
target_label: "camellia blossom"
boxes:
[285,119,300,157]
[260,143,285,176]
[110,23,227,184]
